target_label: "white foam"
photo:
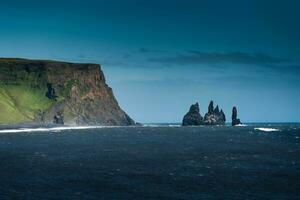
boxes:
[0,126,105,134]
[234,124,247,127]
[142,124,181,127]
[142,124,160,127]
[254,127,280,132]
[168,125,181,127]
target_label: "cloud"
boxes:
[78,54,86,59]
[138,48,167,54]
[264,64,300,74]
[139,48,151,53]
[148,51,288,65]
[122,54,131,59]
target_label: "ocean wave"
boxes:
[167,125,181,127]
[142,124,160,127]
[0,126,105,133]
[234,124,247,127]
[142,124,181,127]
[254,127,280,132]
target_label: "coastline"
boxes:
[1,122,299,134]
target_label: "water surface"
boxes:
[0,124,299,199]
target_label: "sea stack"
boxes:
[182,103,204,126]
[182,101,226,126]
[232,106,242,126]
[203,101,226,125]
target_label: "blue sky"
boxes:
[0,0,299,122]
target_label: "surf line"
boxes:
[254,127,280,132]
[0,126,107,133]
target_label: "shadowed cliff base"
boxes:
[0,58,135,126]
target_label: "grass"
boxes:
[0,87,28,123]
[0,83,55,124]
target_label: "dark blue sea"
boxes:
[0,124,299,199]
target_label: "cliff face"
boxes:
[0,58,135,125]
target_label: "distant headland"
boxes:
[0,58,135,126]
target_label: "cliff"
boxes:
[0,58,135,126]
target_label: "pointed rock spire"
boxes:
[232,106,242,126]
[204,100,226,125]
[214,105,219,113]
[190,102,199,113]
[220,109,226,122]
[182,102,204,126]
[208,100,214,113]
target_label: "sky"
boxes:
[0,0,299,123]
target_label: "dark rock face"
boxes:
[208,101,214,113]
[220,109,226,122]
[232,106,242,126]
[53,112,64,125]
[182,101,226,126]
[204,101,226,125]
[45,83,57,100]
[182,103,204,126]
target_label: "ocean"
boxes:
[0,124,299,199]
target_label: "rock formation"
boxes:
[0,58,135,126]
[53,112,64,125]
[45,83,57,100]
[203,101,226,125]
[182,102,204,126]
[182,101,226,126]
[232,106,242,126]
